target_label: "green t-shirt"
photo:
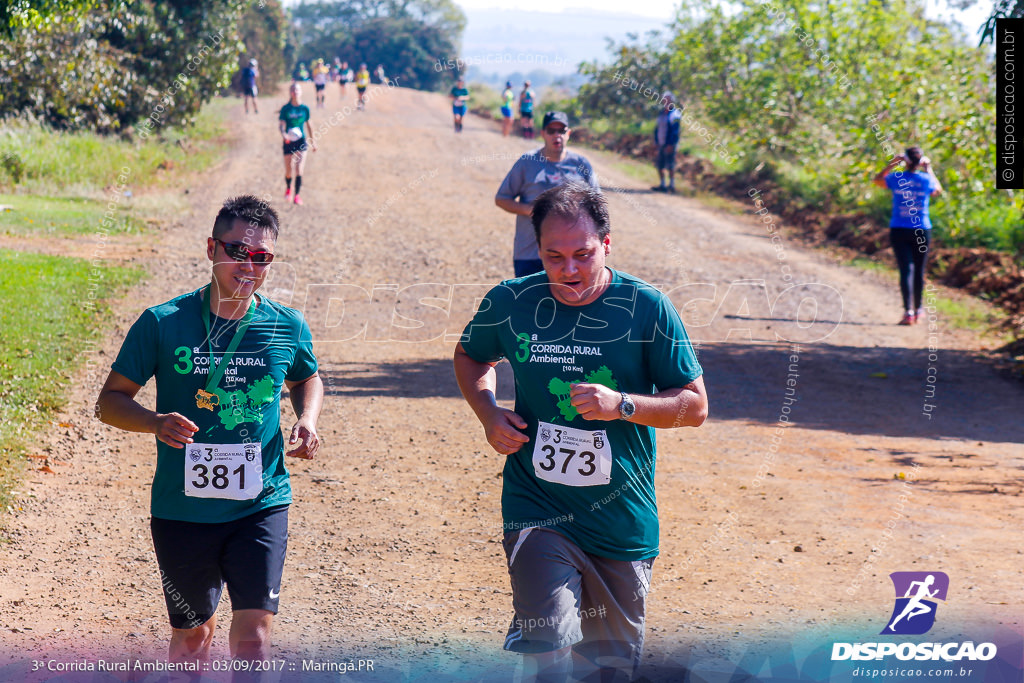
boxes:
[450,86,469,100]
[278,103,310,138]
[503,88,514,107]
[112,287,318,523]
[460,269,702,561]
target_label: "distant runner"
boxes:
[519,81,536,139]
[339,60,352,96]
[279,83,317,205]
[96,195,323,676]
[312,58,329,109]
[450,78,469,133]
[501,81,515,137]
[355,64,371,110]
[241,59,259,115]
[495,111,599,276]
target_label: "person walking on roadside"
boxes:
[450,77,470,133]
[652,92,681,193]
[278,83,317,206]
[501,81,515,137]
[495,111,599,277]
[454,181,708,683]
[241,59,259,115]
[519,81,536,139]
[96,195,323,679]
[873,146,944,325]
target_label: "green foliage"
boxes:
[573,0,1022,258]
[0,0,246,134]
[290,0,466,90]
[0,0,96,37]
[0,248,143,507]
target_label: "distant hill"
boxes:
[457,7,670,90]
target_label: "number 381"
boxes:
[192,463,245,489]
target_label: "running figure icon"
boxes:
[887,574,939,631]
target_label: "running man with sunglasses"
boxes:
[96,195,323,676]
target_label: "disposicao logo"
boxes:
[881,571,948,635]
[832,571,998,662]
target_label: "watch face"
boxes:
[620,395,635,418]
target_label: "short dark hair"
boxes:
[212,195,280,240]
[531,181,610,244]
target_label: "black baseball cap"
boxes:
[542,111,569,129]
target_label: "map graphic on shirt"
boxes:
[548,367,618,421]
[214,375,274,431]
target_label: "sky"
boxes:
[455,0,995,83]
[454,0,995,37]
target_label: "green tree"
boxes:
[289,0,465,90]
[574,0,1020,253]
[231,0,290,95]
[0,0,247,134]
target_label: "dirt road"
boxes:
[1,84,1021,682]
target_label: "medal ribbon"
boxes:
[201,286,256,396]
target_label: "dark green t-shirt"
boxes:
[112,287,318,523]
[278,103,310,138]
[460,269,702,560]
[450,86,469,100]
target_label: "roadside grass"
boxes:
[0,194,148,237]
[0,97,232,198]
[0,96,234,520]
[0,249,144,514]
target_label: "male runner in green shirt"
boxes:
[97,195,323,677]
[454,181,708,681]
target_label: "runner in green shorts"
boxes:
[454,182,708,681]
[96,195,324,676]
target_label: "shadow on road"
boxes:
[317,341,1022,444]
[702,341,1022,444]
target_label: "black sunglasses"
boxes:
[215,239,275,265]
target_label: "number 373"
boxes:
[537,445,596,476]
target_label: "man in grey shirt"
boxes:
[495,111,599,277]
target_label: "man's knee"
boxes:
[233,611,274,659]
[171,618,215,658]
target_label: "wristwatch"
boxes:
[618,392,636,420]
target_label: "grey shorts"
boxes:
[656,146,677,171]
[502,527,654,679]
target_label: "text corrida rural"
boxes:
[38,660,201,672]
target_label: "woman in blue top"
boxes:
[873,146,944,325]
